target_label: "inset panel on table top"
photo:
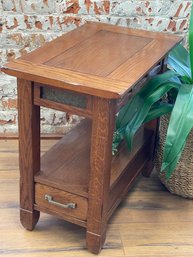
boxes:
[45,30,152,77]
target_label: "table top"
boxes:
[1,22,181,99]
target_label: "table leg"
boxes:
[142,118,159,177]
[86,97,116,254]
[17,79,40,230]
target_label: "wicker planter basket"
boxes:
[155,115,193,199]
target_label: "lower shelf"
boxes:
[34,119,153,225]
[35,119,152,197]
[35,119,91,197]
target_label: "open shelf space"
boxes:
[35,119,152,198]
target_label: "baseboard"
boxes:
[0,133,63,140]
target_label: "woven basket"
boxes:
[155,115,193,199]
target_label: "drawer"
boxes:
[35,184,88,221]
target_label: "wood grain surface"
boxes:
[34,119,92,197]
[17,79,40,230]
[45,30,151,77]
[35,184,88,221]
[0,21,185,256]
[35,120,152,199]
[1,22,182,99]
[1,139,193,257]
[86,97,116,253]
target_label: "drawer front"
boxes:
[35,184,88,221]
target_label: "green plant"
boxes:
[113,4,193,179]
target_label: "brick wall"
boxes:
[0,0,192,135]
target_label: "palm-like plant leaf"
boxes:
[113,73,180,154]
[168,44,191,77]
[113,3,193,180]
[125,81,180,150]
[113,71,178,154]
[189,1,193,79]
[161,84,193,178]
[116,70,176,129]
[160,3,193,178]
[169,43,190,68]
[144,102,173,124]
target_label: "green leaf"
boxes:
[116,70,176,129]
[161,84,193,178]
[139,70,177,97]
[125,81,180,150]
[144,102,173,124]
[180,75,192,84]
[112,126,126,155]
[116,94,142,129]
[164,141,186,180]
[168,54,191,78]
[168,43,190,69]
[189,1,193,79]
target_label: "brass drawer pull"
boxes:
[44,195,77,209]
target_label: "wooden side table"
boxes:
[1,22,181,254]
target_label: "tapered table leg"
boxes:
[142,119,159,177]
[18,79,40,230]
[86,97,116,254]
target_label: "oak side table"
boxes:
[1,22,181,254]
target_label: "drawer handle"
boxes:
[44,194,77,209]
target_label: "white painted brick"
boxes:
[1,0,15,12]
[41,109,56,125]
[159,1,192,18]
[53,111,67,125]
[55,0,110,15]
[0,110,17,122]
[110,0,165,17]
[2,124,18,134]
[2,0,55,14]
[21,0,55,14]
[0,1,3,14]
[0,0,192,135]
[0,75,17,99]
[41,123,75,134]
